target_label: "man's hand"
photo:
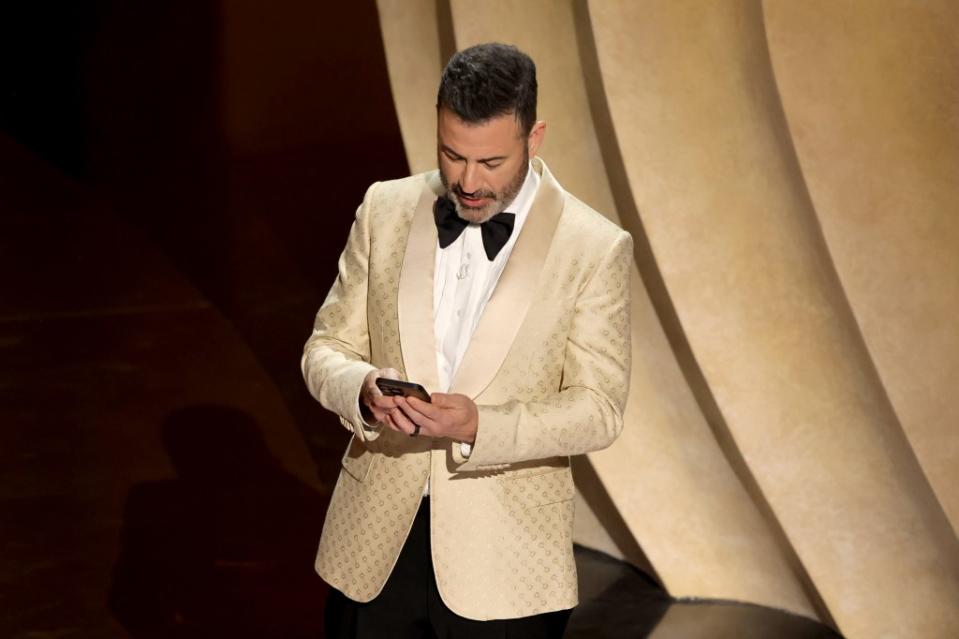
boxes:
[392,393,478,443]
[360,368,404,427]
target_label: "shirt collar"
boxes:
[503,161,540,229]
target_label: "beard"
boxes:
[439,151,529,224]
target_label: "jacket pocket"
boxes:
[500,467,575,509]
[340,435,375,482]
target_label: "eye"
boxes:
[481,160,502,169]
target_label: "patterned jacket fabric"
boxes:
[301,158,632,620]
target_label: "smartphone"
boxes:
[375,378,432,403]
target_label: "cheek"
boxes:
[490,169,519,196]
[439,159,460,183]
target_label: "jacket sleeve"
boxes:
[301,182,382,443]
[452,230,633,469]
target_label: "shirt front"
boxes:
[357,164,540,455]
[432,163,540,393]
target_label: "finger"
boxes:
[380,413,403,433]
[387,405,418,435]
[396,397,438,430]
[362,394,394,421]
[384,408,414,435]
[372,408,390,424]
[406,395,445,420]
[370,394,399,409]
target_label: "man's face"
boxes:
[437,107,544,223]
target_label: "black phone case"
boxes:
[375,378,431,403]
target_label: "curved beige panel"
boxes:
[764,0,959,535]
[375,0,446,174]
[445,0,818,618]
[588,1,959,637]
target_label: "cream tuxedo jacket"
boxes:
[302,158,632,620]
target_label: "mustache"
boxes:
[452,184,496,200]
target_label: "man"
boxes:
[302,43,632,638]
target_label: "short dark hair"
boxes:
[436,43,537,136]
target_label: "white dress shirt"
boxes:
[433,163,540,459]
[359,164,540,496]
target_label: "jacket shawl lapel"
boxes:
[397,158,564,399]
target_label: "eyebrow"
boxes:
[440,145,508,164]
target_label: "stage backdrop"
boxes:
[374,2,959,638]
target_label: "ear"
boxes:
[527,120,547,157]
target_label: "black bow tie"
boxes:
[433,196,516,261]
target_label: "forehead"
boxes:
[437,108,524,157]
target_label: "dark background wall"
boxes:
[1,2,409,636]
[1,0,409,468]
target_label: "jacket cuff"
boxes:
[336,362,380,442]
[449,405,510,471]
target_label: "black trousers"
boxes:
[324,499,572,639]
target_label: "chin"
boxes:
[457,209,489,224]
[455,201,500,224]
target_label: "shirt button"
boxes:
[456,310,463,318]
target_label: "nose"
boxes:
[460,162,480,194]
